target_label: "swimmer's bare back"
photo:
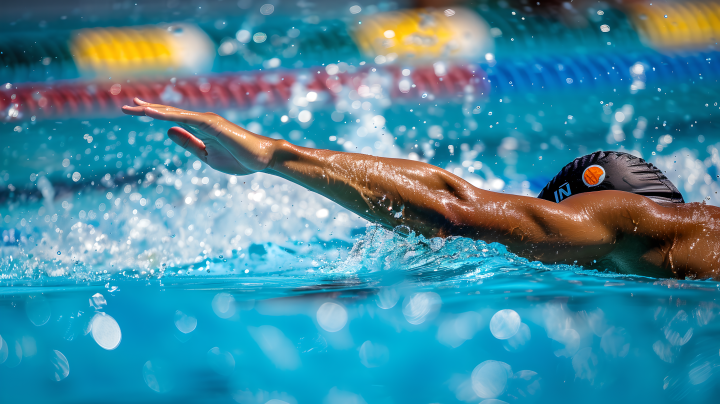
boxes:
[122,99,720,279]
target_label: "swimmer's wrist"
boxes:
[266,139,328,177]
[266,139,295,172]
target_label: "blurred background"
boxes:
[4,0,720,194]
[4,0,720,204]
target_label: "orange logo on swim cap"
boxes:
[582,165,605,187]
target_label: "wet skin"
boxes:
[122,99,720,279]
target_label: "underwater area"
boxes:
[2,0,720,402]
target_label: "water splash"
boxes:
[321,224,570,282]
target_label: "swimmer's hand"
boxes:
[121,98,276,175]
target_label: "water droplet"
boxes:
[90,313,122,350]
[472,360,513,398]
[259,4,274,15]
[375,288,399,309]
[422,93,428,98]
[502,323,531,351]
[89,293,107,310]
[57,251,61,255]
[174,310,197,333]
[552,328,581,357]
[664,14,668,18]
[0,336,9,364]
[212,293,236,319]
[50,350,70,381]
[316,302,348,332]
[402,292,441,325]
[26,296,51,326]
[490,309,521,339]
[248,325,300,370]
[359,340,390,367]
[143,360,174,393]
[207,347,235,375]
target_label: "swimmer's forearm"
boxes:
[119,101,545,240]
[266,140,480,236]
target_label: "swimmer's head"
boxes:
[537,151,685,204]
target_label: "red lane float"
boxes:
[2,65,487,122]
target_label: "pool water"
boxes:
[2,268,720,403]
[3,88,720,402]
[4,7,720,398]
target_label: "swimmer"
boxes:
[122,99,720,279]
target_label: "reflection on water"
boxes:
[1,270,719,403]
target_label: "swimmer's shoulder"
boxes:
[662,202,720,279]
[669,202,720,237]
[664,201,720,219]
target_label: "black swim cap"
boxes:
[537,151,685,204]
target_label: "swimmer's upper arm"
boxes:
[451,188,666,263]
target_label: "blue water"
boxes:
[3,89,720,402]
[4,8,720,398]
[2,269,720,403]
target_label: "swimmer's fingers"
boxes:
[167,126,208,161]
[121,98,158,114]
[121,104,198,121]
[122,99,204,122]
[145,108,210,127]
[121,100,163,116]
[121,104,148,116]
[124,104,218,131]
[129,97,165,109]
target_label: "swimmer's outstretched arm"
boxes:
[121,99,676,266]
